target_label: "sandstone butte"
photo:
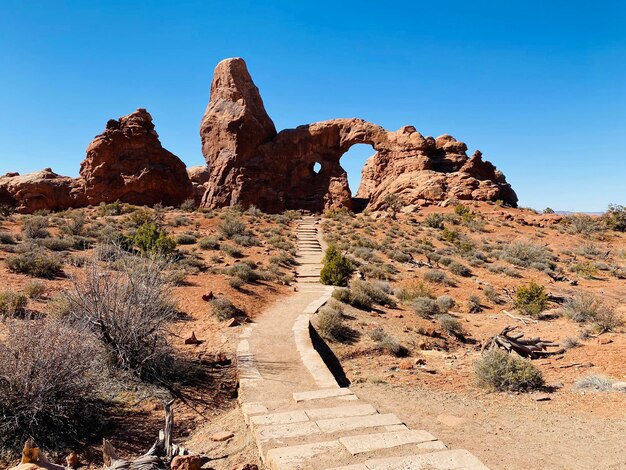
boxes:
[1,58,517,214]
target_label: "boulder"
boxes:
[170,455,202,470]
[80,108,193,206]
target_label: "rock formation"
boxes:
[1,109,193,213]
[80,108,193,207]
[199,58,517,213]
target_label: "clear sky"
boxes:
[0,0,624,212]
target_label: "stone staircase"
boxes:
[235,217,489,470]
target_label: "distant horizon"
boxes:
[1,1,624,212]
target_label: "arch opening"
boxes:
[312,162,322,174]
[340,143,376,213]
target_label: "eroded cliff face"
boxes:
[1,109,193,213]
[199,58,517,213]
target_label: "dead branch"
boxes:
[103,400,190,470]
[503,310,538,325]
[483,326,563,359]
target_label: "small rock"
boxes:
[231,465,258,470]
[184,331,201,345]
[211,431,234,442]
[171,455,202,470]
[532,393,551,402]
[389,311,404,318]
[399,359,413,370]
[66,452,79,468]
[225,318,239,327]
[597,337,613,345]
[202,291,215,302]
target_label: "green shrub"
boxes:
[180,198,196,212]
[59,211,87,236]
[500,241,555,272]
[483,285,503,304]
[514,281,548,317]
[22,215,50,239]
[424,213,444,229]
[132,222,176,256]
[221,243,243,258]
[23,280,45,299]
[210,298,239,320]
[229,263,259,283]
[199,236,220,250]
[0,290,28,317]
[442,227,459,243]
[604,204,626,232]
[39,237,74,251]
[395,280,432,302]
[175,233,197,245]
[220,214,247,238]
[320,246,354,286]
[6,250,63,278]
[317,303,355,343]
[411,297,440,318]
[436,314,465,337]
[474,349,544,391]
[561,214,602,236]
[448,261,471,277]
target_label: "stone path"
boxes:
[236,216,489,470]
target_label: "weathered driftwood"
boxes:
[483,326,563,359]
[103,400,189,470]
[547,271,578,286]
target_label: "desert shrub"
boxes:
[395,280,432,302]
[351,280,395,307]
[378,335,409,357]
[562,337,581,350]
[317,303,355,343]
[0,231,16,244]
[199,236,220,250]
[132,222,176,256]
[500,241,555,272]
[270,250,296,266]
[228,277,244,289]
[64,251,178,381]
[561,214,602,236]
[411,297,440,318]
[448,261,471,277]
[323,207,353,220]
[39,236,73,251]
[436,295,455,313]
[369,327,387,342]
[175,233,197,245]
[23,280,45,299]
[424,213,444,229]
[180,198,196,212]
[232,233,260,247]
[562,291,604,323]
[514,281,548,317]
[593,307,622,333]
[0,319,104,452]
[454,204,471,217]
[573,374,614,392]
[22,215,50,239]
[483,285,503,304]
[59,211,87,236]
[220,214,247,239]
[543,207,555,214]
[97,200,129,216]
[320,246,354,286]
[229,263,260,283]
[221,243,243,258]
[441,227,460,243]
[5,249,63,278]
[604,204,626,232]
[467,294,483,313]
[423,269,455,286]
[209,297,239,320]
[437,313,465,337]
[569,261,598,279]
[474,349,544,392]
[0,290,28,317]
[171,215,191,227]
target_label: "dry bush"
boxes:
[562,291,621,332]
[0,319,104,453]
[210,297,239,320]
[5,248,63,279]
[64,248,178,382]
[0,290,27,318]
[22,215,50,239]
[317,302,357,343]
[573,374,613,392]
[474,349,544,392]
[499,241,555,272]
[395,280,432,303]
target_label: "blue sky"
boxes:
[0,0,624,212]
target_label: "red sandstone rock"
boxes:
[170,455,201,470]
[199,58,517,213]
[0,169,85,214]
[80,108,193,207]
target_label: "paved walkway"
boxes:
[236,217,489,470]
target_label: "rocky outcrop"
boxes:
[187,165,211,204]
[80,108,193,206]
[199,58,517,213]
[0,169,85,213]
[2,109,193,213]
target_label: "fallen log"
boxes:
[483,326,563,359]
